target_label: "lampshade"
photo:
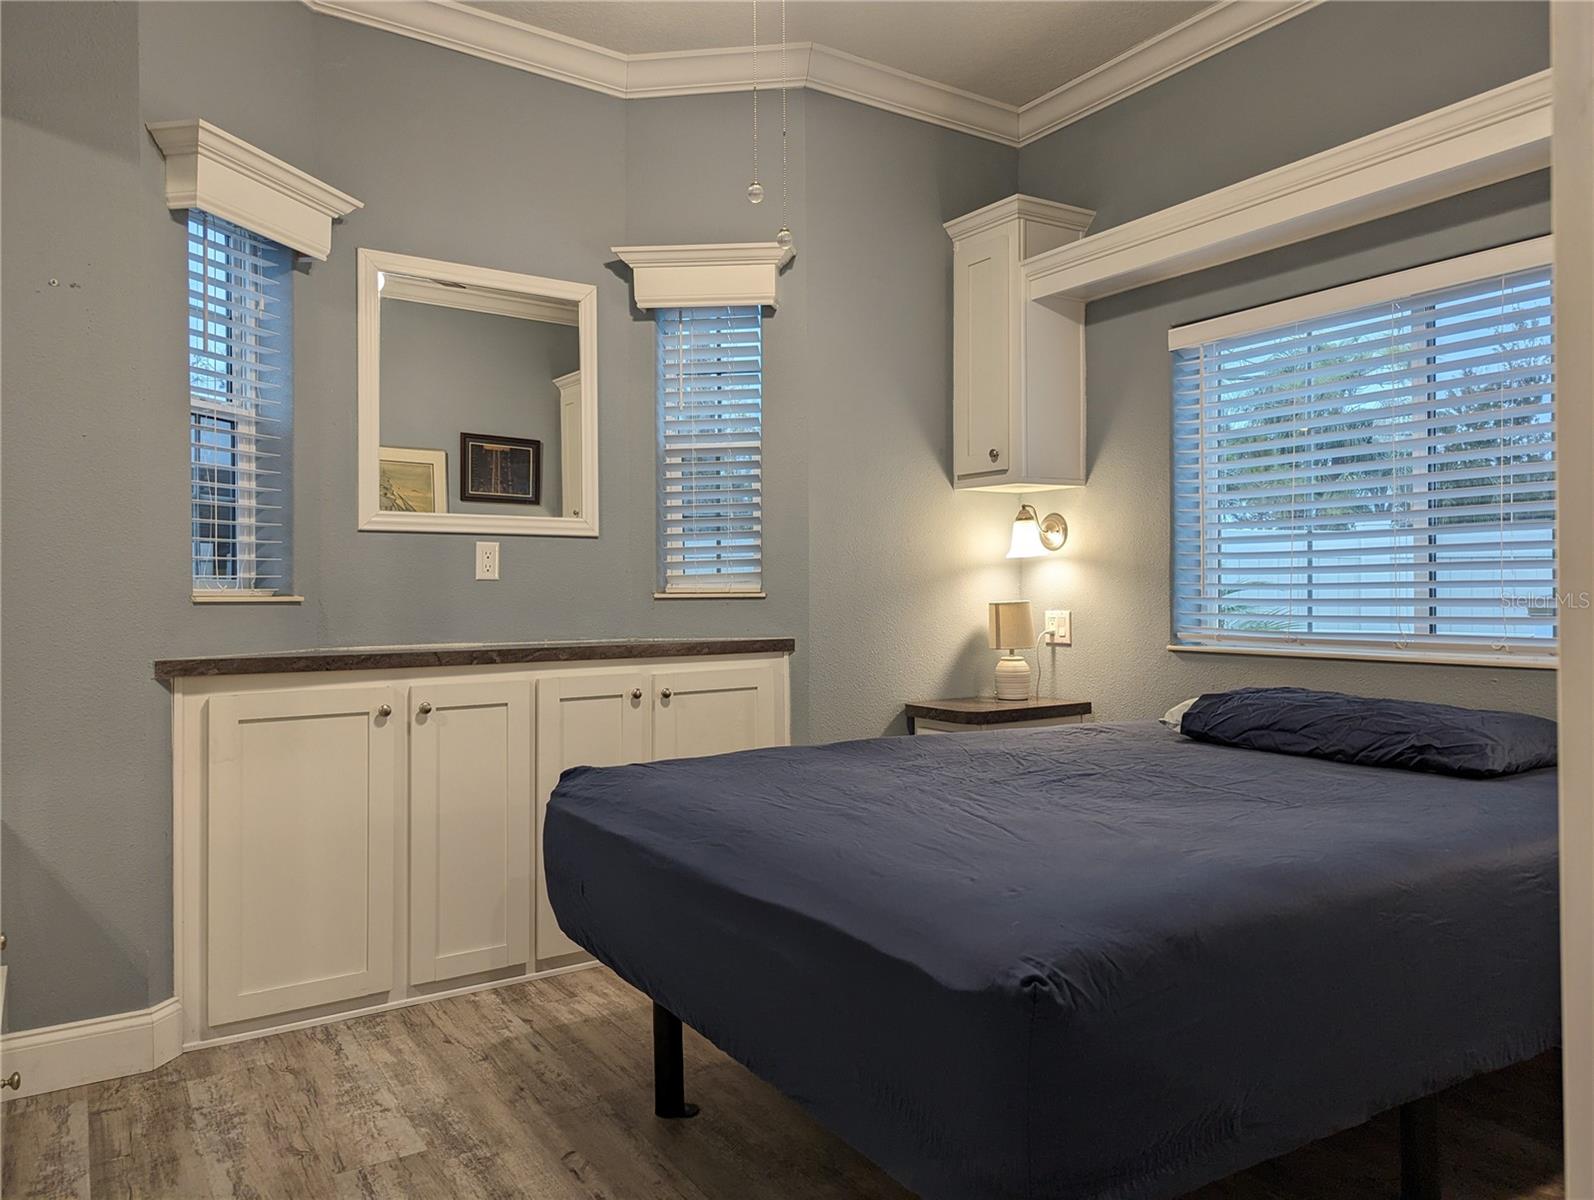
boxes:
[987,600,1035,650]
[1006,509,1047,558]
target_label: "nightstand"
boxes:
[904,697,1092,734]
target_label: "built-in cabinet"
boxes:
[206,686,399,1025]
[409,679,533,986]
[533,662,780,959]
[173,648,790,1047]
[533,671,651,960]
[944,194,1097,492]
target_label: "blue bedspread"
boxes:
[544,722,1559,1200]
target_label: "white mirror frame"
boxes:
[357,248,599,537]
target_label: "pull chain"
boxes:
[747,0,763,203]
[775,0,793,250]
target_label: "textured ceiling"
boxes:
[466,1,1213,107]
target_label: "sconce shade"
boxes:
[1006,504,1069,558]
[1007,510,1048,558]
[987,600,1035,650]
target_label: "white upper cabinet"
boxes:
[945,195,1096,492]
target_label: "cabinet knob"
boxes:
[376,704,392,718]
[988,447,1000,463]
[417,701,433,716]
[660,688,673,701]
[630,688,642,701]
[1,1072,20,1091]
[0,932,8,951]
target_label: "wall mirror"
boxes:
[357,249,599,536]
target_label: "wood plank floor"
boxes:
[3,968,1563,1199]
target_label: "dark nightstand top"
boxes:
[903,697,1093,726]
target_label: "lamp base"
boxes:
[994,653,1031,701]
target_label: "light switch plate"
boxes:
[1044,609,1072,646]
[475,541,500,580]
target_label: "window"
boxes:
[656,306,763,595]
[1171,241,1555,664]
[188,210,294,596]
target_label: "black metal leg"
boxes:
[1399,1096,1441,1200]
[652,1002,699,1119]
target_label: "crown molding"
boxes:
[303,0,1316,148]
[147,118,363,259]
[1024,70,1553,304]
[803,44,1018,144]
[625,42,809,98]
[612,242,795,309]
[1017,1,1322,145]
[305,0,629,95]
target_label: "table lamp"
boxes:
[988,600,1036,701]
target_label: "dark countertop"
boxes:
[155,637,797,681]
[903,696,1093,724]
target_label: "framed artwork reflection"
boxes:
[378,446,448,513]
[460,432,542,505]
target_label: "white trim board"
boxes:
[302,0,1316,148]
[1167,235,1552,348]
[1025,70,1552,305]
[0,999,183,1100]
[1552,2,1594,1190]
[380,274,579,324]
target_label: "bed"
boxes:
[544,716,1559,1200]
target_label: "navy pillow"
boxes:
[1179,686,1557,778]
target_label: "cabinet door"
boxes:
[408,680,532,986]
[534,672,650,961]
[952,229,1013,481]
[207,686,398,1025]
[652,663,778,761]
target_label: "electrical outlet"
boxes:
[1044,609,1072,646]
[475,541,500,580]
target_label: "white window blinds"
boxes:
[1172,248,1555,663]
[657,306,763,594]
[188,210,294,594]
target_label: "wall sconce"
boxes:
[1006,504,1068,558]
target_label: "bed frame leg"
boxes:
[1399,1096,1441,1200]
[652,1002,699,1119]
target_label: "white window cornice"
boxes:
[148,119,363,260]
[611,243,795,310]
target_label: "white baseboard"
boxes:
[1,998,183,1100]
[0,958,600,1100]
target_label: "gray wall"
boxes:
[802,93,1020,744]
[1,3,1019,1029]
[1018,1,1550,232]
[1015,0,1554,721]
[380,302,578,516]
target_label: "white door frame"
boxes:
[1554,5,1594,1194]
